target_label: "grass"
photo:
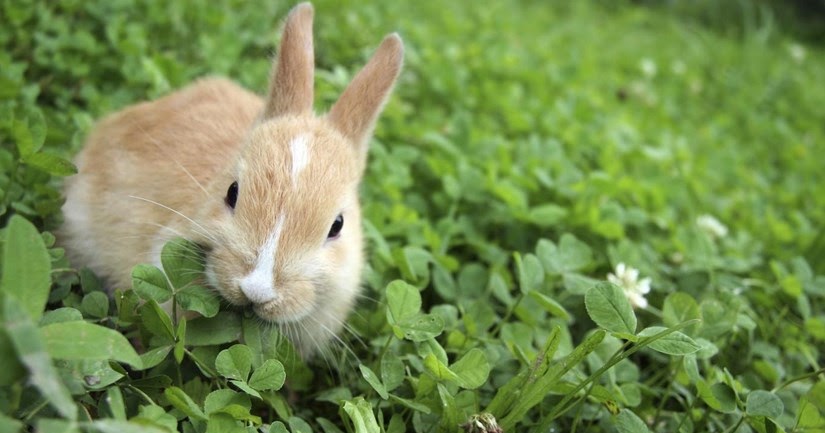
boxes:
[1,0,824,432]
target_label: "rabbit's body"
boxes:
[62,79,262,287]
[60,3,403,357]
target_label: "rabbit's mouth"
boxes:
[249,280,316,324]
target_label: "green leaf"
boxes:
[137,300,175,343]
[80,292,109,319]
[23,152,78,176]
[165,386,207,421]
[381,354,405,392]
[662,292,701,335]
[3,296,76,419]
[530,291,571,321]
[585,282,637,335]
[399,313,444,341]
[637,326,701,355]
[0,413,24,433]
[131,264,172,304]
[386,280,421,325]
[697,380,737,413]
[40,321,143,368]
[204,389,251,414]
[101,387,126,420]
[1,215,51,321]
[746,390,784,419]
[35,418,80,433]
[615,409,652,433]
[450,348,490,389]
[526,203,568,227]
[204,413,245,433]
[186,311,242,346]
[537,234,593,275]
[423,353,460,384]
[40,308,84,326]
[215,344,253,381]
[229,379,261,398]
[161,238,206,289]
[341,397,381,433]
[88,419,173,433]
[359,364,389,399]
[176,284,220,318]
[248,359,286,391]
[514,252,544,294]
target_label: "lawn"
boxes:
[1,0,824,432]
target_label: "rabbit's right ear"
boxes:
[262,3,315,119]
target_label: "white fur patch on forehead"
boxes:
[289,134,310,186]
[239,216,285,304]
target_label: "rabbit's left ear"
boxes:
[263,2,315,119]
[327,33,404,166]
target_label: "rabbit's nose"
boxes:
[239,266,278,304]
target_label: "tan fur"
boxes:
[59,2,403,357]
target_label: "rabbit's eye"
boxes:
[327,214,343,239]
[225,181,239,209]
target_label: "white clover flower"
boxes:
[640,58,657,78]
[607,263,651,309]
[696,214,728,239]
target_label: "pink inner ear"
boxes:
[263,3,316,119]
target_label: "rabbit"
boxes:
[59,2,404,358]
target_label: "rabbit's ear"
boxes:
[327,34,404,163]
[263,3,315,119]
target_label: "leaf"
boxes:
[102,387,126,420]
[1,215,51,321]
[215,344,253,381]
[423,353,460,383]
[164,386,207,421]
[585,282,637,335]
[186,311,242,346]
[537,234,593,275]
[176,284,220,318]
[514,252,544,294]
[161,238,206,289]
[35,418,80,433]
[137,300,175,343]
[229,379,261,398]
[3,296,76,419]
[615,409,652,433]
[204,413,245,433]
[637,326,701,355]
[248,359,286,391]
[131,264,172,303]
[381,354,405,392]
[746,390,784,419]
[88,420,172,433]
[450,348,490,389]
[80,292,109,319]
[40,321,142,368]
[23,152,78,176]
[530,291,571,321]
[39,308,84,326]
[399,313,444,341]
[662,292,701,335]
[386,280,421,325]
[359,364,389,399]
[341,397,381,433]
[526,203,568,227]
[204,389,251,414]
[0,413,24,433]
[697,380,737,413]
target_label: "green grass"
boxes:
[2,0,825,432]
